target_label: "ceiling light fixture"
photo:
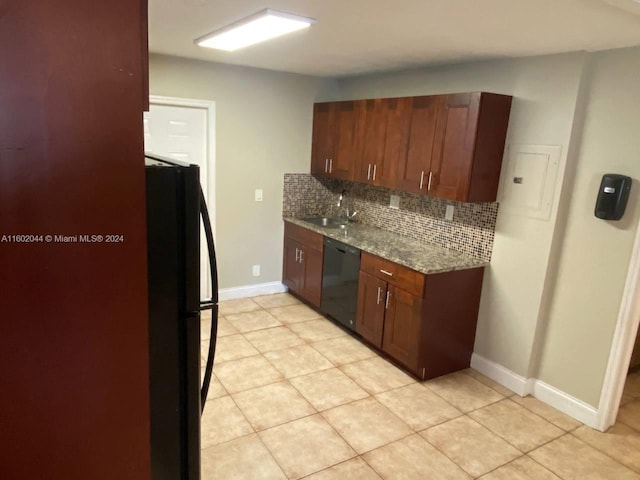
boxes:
[195,8,315,52]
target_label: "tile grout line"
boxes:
[566,429,640,474]
[419,415,523,479]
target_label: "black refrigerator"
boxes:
[145,154,219,480]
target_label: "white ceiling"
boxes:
[149,0,640,78]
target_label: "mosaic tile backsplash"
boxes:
[283,173,498,262]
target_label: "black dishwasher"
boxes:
[321,237,361,332]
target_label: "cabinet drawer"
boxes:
[284,222,323,251]
[361,252,425,297]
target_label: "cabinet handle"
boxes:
[329,158,333,173]
[385,291,391,309]
[325,159,329,173]
[373,164,377,181]
[428,171,433,191]
[419,171,425,190]
[380,269,393,277]
[295,248,300,262]
[367,164,371,180]
[299,249,304,263]
[376,286,382,305]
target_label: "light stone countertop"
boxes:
[284,217,488,275]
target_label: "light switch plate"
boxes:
[254,189,263,202]
[389,195,400,209]
[445,204,455,221]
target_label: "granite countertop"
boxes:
[284,217,488,275]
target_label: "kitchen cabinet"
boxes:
[355,270,387,346]
[283,222,323,307]
[310,92,512,202]
[354,98,397,188]
[394,95,440,194]
[429,92,512,202]
[311,100,361,180]
[356,252,484,379]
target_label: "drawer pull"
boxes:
[380,269,393,277]
[376,286,382,305]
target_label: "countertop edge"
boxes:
[284,217,488,275]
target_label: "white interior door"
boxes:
[143,102,212,301]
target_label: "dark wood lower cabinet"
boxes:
[356,271,387,348]
[283,224,486,381]
[283,223,323,308]
[356,252,484,380]
[382,285,422,373]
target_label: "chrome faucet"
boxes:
[337,190,357,222]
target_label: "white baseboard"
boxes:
[470,353,530,396]
[471,353,599,428]
[218,282,287,302]
[530,379,599,428]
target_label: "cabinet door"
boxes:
[430,93,481,201]
[311,103,335,176]
[382,285,422,373]
[331,101,360,180]
[300,246,323,308]
[394,96,439,194]
[355,98,388,185]
[283,237,301,294]
[356,271,387,348]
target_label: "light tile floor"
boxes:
[200,293,640,480]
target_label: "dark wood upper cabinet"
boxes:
[311,92,511,202]
[355,98,397,188]
[311,102,336,176]
[332,101,360,180]
[430,92,512,202]
[311,101,360,180]
[394,96,440,194]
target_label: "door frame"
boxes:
[596,214,640,430]
[148,95,216,240]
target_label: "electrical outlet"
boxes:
[252,265,260,277]
[445,204,455,221]
[254,189,263,202]
[389,195,400,209]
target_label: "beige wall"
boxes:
[149,54,336,288]
[336,53,586,378]
[535,47,640,405]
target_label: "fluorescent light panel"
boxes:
[196,9,314,51]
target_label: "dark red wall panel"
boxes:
[0,2,150,478]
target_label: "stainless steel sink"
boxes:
[302,216,348,229]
